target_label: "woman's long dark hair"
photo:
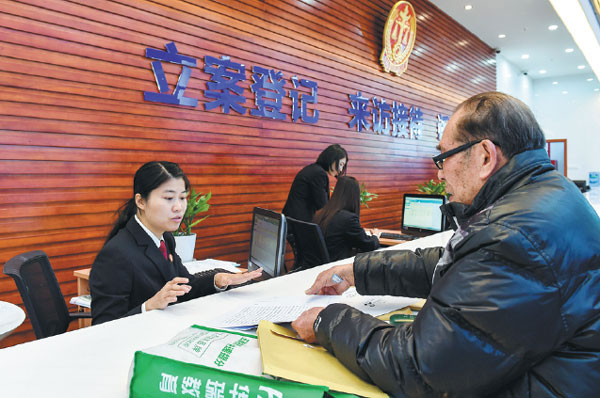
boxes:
[105,161,190,243]
[313,176,360,234]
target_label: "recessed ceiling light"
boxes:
[587,78,594,81]
[577,65,586,69]
[465,5,472,10]
[548,25,558,31]
[562,91,568,94]
[498,34,506,39]
[565,48,574,53]
[552,81,559,85]
[539,69,547,74]
[521,54,530,59]
[550,0,600,81]
[595,88,599,91]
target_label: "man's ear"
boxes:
[478,140,505,179]
[134,193,145,211]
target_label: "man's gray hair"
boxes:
[455,91,546,158]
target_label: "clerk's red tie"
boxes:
[159,240,168,260]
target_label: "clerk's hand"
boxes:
[366,228,380,237]
[146,277,191,311]
[214,268,263,289]
[291,307,324,343]
[305,263,354,296]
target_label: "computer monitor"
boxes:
[248,207,287,279]
[401,193,446,236]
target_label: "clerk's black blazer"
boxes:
[282,163,329,222]
[90,217,216,325]
[319,209,380,262]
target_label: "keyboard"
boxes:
[379,232,417,241]
[193,268,228,278]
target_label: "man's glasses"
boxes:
[432,139,483,170]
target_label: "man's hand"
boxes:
[291,307,324,343]
[146,277,191,311]
[305,263,355,295]
[214,268,263,289]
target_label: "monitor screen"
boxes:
[248,208,287,278]
[401,194,446,234]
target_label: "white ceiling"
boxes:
[428,0,597,80]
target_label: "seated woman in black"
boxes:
[282,144,348,222]
[90,161,262,325]
[313,176,379,262]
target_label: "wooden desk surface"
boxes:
[74,268,90,280]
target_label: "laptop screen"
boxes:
[248,207,287,279]
[401,194,446,235]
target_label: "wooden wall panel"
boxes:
[0,0,495,347]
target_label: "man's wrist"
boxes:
[342,263,356,286]
[313,305,340,350]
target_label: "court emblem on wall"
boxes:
[380,1,417,77]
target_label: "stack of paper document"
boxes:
[69,294,91,308]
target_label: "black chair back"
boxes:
[286,217,330,271]
[3,250,73,339]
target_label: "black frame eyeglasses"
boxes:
[432,139,483,170]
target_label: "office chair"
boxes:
[3,250,91,339]
[286,217,330,271]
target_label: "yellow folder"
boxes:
[257,321,388,398]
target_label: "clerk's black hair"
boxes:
[105,161,190,243]
[316,144,348,176]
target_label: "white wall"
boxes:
[532,74,600,181]
[496,54,600,182]
[496,54,533,106]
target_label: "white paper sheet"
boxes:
[183,259,241,274]
[69,294,92,308]
[207,288,420,328]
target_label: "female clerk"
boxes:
[282,144,348,222]
[313,176,379,262]
[90,161,261,325]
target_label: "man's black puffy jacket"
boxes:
[314,149,600,397]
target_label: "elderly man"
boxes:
[292,92,600,397]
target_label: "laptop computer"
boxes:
[247,207,287,280]
[379,193,446,241]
